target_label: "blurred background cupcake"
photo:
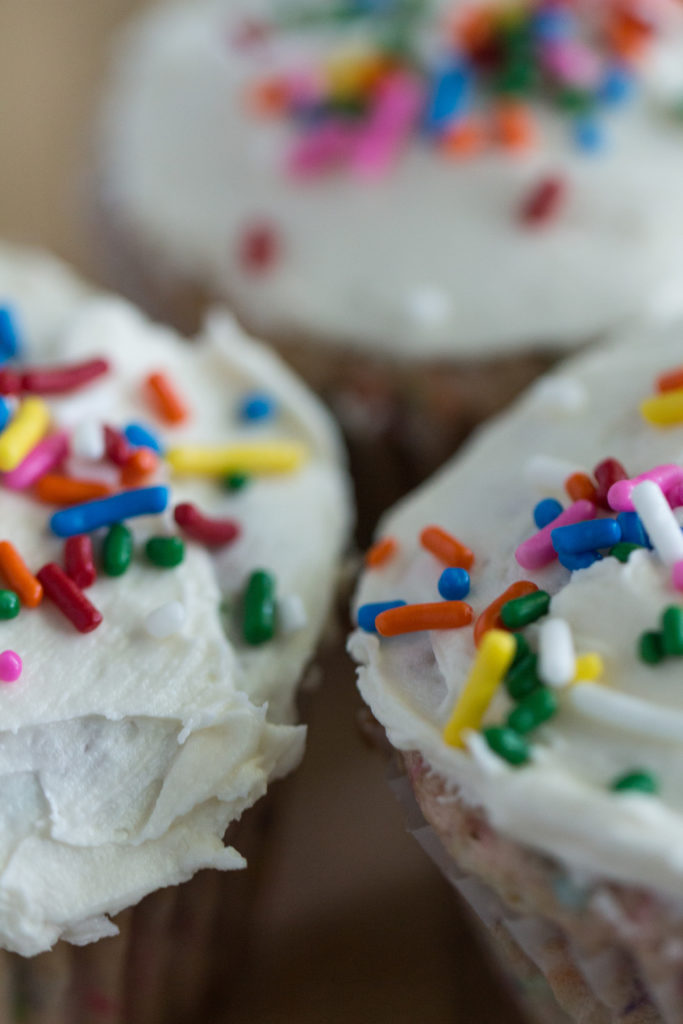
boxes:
[98,0,683,535]
[351,314,683,1023]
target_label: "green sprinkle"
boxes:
[662,606,683,656]
[243,569,277,646]
[639,631,664,665]
[482,726,529,767]
[224,472,250,492]
[609,542,641,564]
[500,591,550,630]
[0,590,19,620]
[504,653,541,701]
[511,632,530,667]
[145,536,185,568]
[611,770,659,795]
[508,686,558,735]
[102,523,133,577]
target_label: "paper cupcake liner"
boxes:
[0,797,272,1024]
[388,764,678,1024]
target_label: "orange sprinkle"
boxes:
[608,13,652,62]
[35,474,112,506]
[473,580,539,647]
[420,525,474,570]
[121,447,159,487]
[376,601,473,637]
[440,117,486,159]
[0,541,42,608]
[244,78,290,117]
[365,536,398,570]
[495,101,537,151]
[565,472,598,504]
[145,372,190,425]
[657,366,683,394]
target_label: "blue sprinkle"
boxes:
[357,600,406,633]
[438,568,470,601]
[124,422,164,454]
[50,486,169,538]
[599,64,635,107]
[558,550,602,572]
[239,392,278,422]
[552,518,621,555]
[573,116,605,153]
[534,498,563,530]
[617,511,652,549]
[0,307,21,361]
[552,875,588,910]
[423,61,470,136]
[0,398,12,433]
[531,8,575,41]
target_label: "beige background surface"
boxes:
[0,4,525,1021]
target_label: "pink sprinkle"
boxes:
[0,651,22,684]
[2,432,68,491]
[287,121,357,178]
[516,499,597,570]
[351,71,423,180]
[608,465,683,512]
[673,561,683,592]
[540,41,601,89]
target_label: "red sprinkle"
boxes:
[0,369,21,395]
[174,503,241,548]
[104,426,134,467]
[656,366,683,394]
[593,457,628,510]
[238,222,281,274]
[21,358,109,395]
[521,176,566,226]
[64,536,96,589]
[37,562,102,633]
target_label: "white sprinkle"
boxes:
[524,454,583,494]
[632,480,683,566]
[145,602,185,639]
[570,683,683,744]
[531,376,587,415]
[538,618,575,688]
[64,456,119,488]
[277,594,308,635]
[407,286,451,328]
[71,420,105,461]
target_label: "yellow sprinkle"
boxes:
[573,652,604,684]
[167,441,308,476]
[640,388,683,427]
[325,47,384,100]
[443,630,516,748]
[0,397,49,472]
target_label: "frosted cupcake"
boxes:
[0,245,351,1023]
[350,317,683,1023]
[99,0,683,528]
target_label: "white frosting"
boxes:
[351,316,683,896]
[101,0,683,358]
[0,245,351,955]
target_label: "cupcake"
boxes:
[0,244,351,1023]
[350,316,683,1023]
[98,0,683,532]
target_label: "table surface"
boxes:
[0,4,528,1021]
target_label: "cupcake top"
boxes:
[102,0,683,359]
[351,315,683,897]
[0,245,351,956]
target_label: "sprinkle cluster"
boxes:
[245,0,663,182]
[359,356,683,799]
[0,304,311,685]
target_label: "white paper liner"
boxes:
[388,768,669,1024]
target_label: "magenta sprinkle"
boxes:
[516,499,597,570]
[0,651,22,684]
[2,431,68,491]
[608,465,683,512]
